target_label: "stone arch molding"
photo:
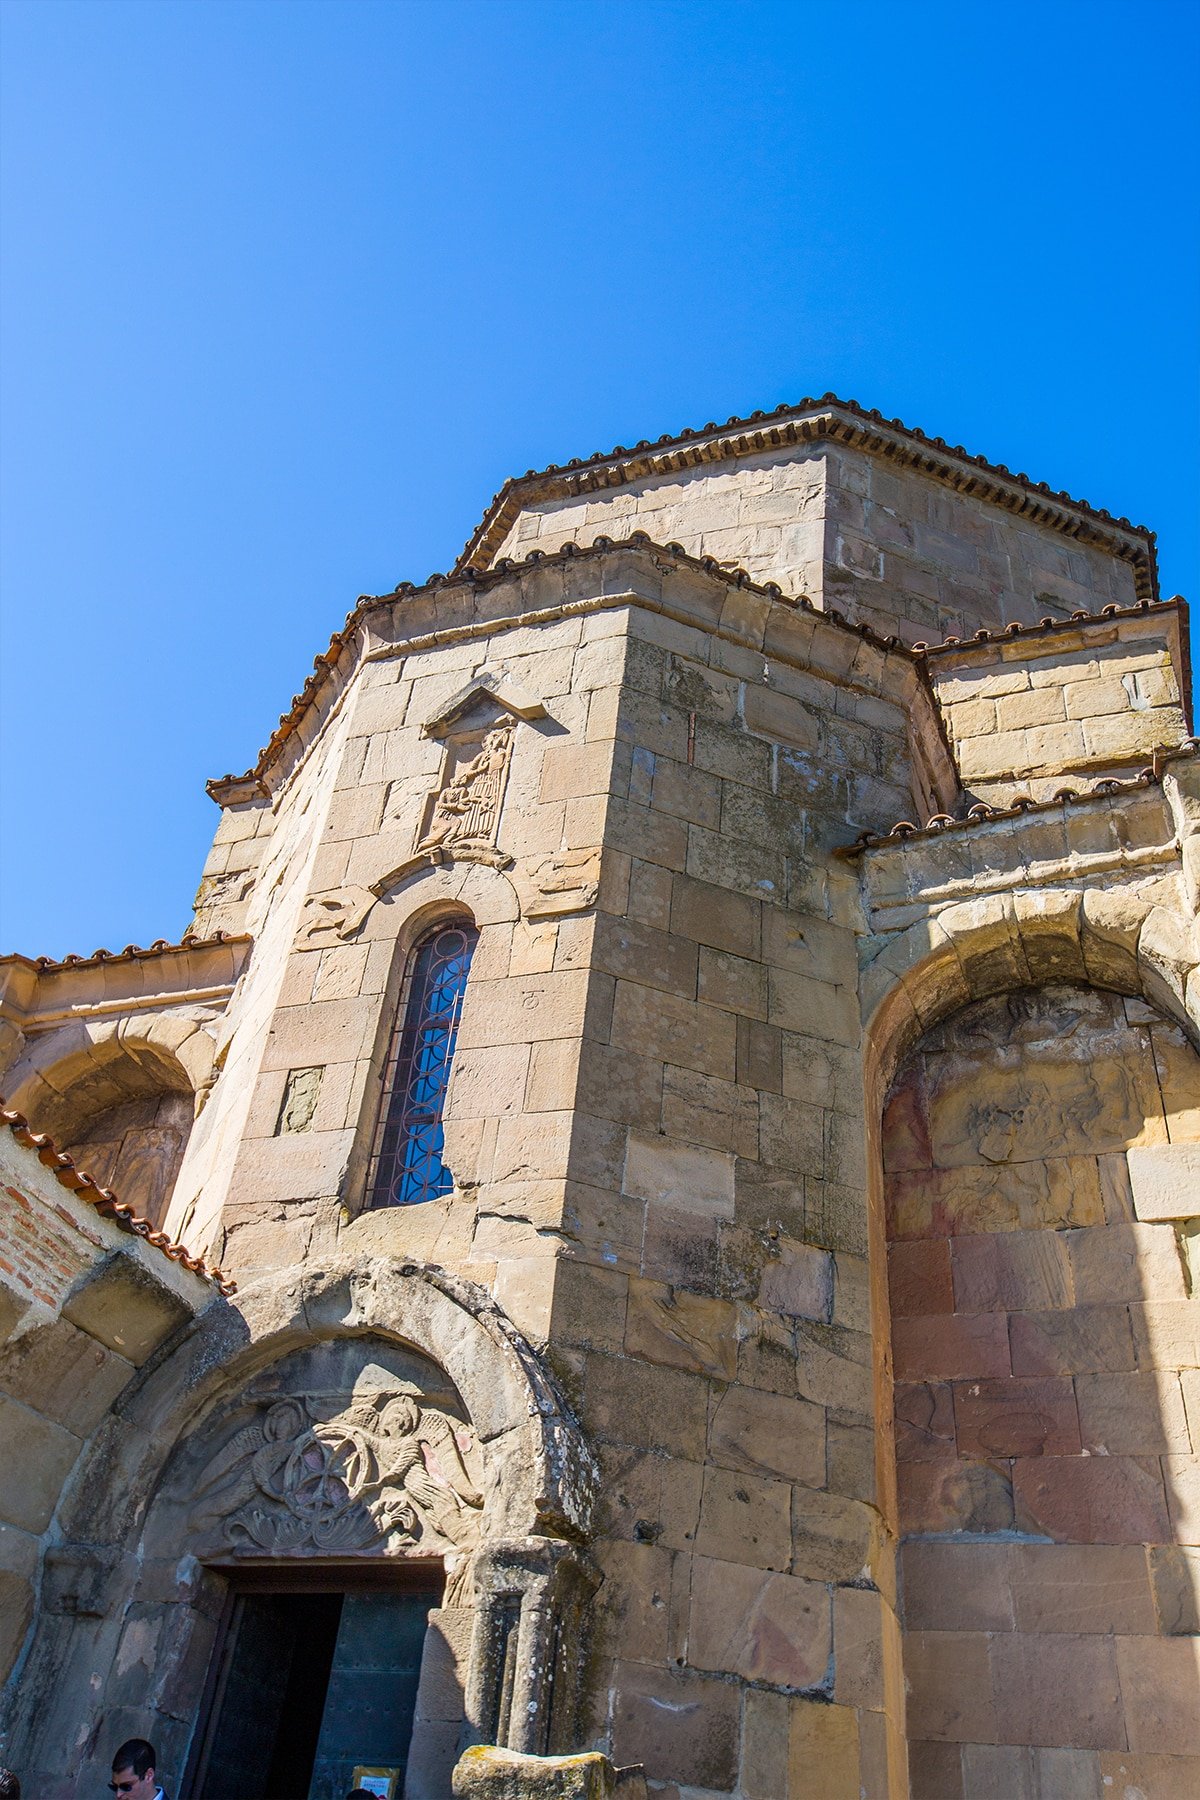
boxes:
[7,1256,597,1786]
[1,1006,220,1139]
[69,1253,596,1556]
[863,887,1200,1089]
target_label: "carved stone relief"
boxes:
[297,882,377,945]
[188,1390,482,1555]
[416,722,515,865]
[275,1066,323,1134]
[161,1338,484,1569]
[518,846,602,919]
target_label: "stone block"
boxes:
[694,1466,791,1571]
[788,1698,860,1800]
[708,1383,825,1487]
[1114,1636,1200,1754]
[907,1740,964,1799]
[989,1631,1123,1749]
[904,1630,997,1744]
[894,1381,956,1463]
[582,1351,709,1459]
[898,1456,1015,1536]
[1009,1542,1155,1634]
[1009,1303,1136,1376]
[591,913,699,1000]
[791,1487,882,1585]
[901,1541,1013,1633]
[622,1132,735,1220]
[1076,1370,1191,1455]
[1096,1753,1199,1800]
[451,1747,619,1799]
[609,981,737,1081]
[757,1240,832,1321]
[1164,1453,1200,1542]
[1068,1222,1189,1304]
[696,946,767,1019]
[1013,1454,1170,1543]
[641,1205,718,1290]
[952,1375,1081,1458]
[593,1443,704,1551]
[624,1278,737,1380]
[61,1254,193,1367]
[609,1661,739,1790]
[591,1538,672,1663]
[949,1230,1072,1312]
[1030,1748,1102,1798]
[833,1583,890,1710]
[1149,1544,1200,1634]
[1127,1145,1200,1221]
[0,1314,134,1437]
[892,1312,1011,1379]
[661,1064,758,1159]
[0,1394,80,1532]
[688,1555,830,1686]
[888,1240,953,1316]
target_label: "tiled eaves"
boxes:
[913,595,1193,736]
[450,394,1158,594]
[203,538,1188,814]
[206,532,923,803]
[838,739,1200,858]
[1,929,250,976]
[0,1104,237,1295]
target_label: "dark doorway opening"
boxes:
[187,1570,442,1800]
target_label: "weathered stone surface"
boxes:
[452,1747,621,1799]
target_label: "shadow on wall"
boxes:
[13,1044,196,1229]
[883,985,1200,1798]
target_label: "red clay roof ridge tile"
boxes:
[1,929,251,975]
[0,1103,237,1295]
[208,532,914,798]
[839,740,1200,857]
[450,394,1158,581]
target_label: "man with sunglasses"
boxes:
[108,1740,165,1800]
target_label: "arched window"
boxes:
[366,918,478,1208]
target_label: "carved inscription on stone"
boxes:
[416,723,514,862]
[188,1391,483,1556]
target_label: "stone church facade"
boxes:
[1,394,1197,1799]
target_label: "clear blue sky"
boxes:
[2,0,1197,958]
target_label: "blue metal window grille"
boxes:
[367,920,478,1207]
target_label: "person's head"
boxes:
[345,1790,376,1800]
[0,1768,20,1799]
[109,1740,157,1800]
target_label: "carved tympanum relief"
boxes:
[189,1390,482,1554]
[162,1339,484,1577]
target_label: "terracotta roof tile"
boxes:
[2,929,251,975]
[450,394,1158,586]
[840,740,1199,856]
[0,1103,236,1295]
[206,539,1187,808]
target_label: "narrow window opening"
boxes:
[366,919,478,1208]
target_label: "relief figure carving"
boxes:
[189,1391,483,1556]
[297,883,376,946]
[416,725,514,858]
